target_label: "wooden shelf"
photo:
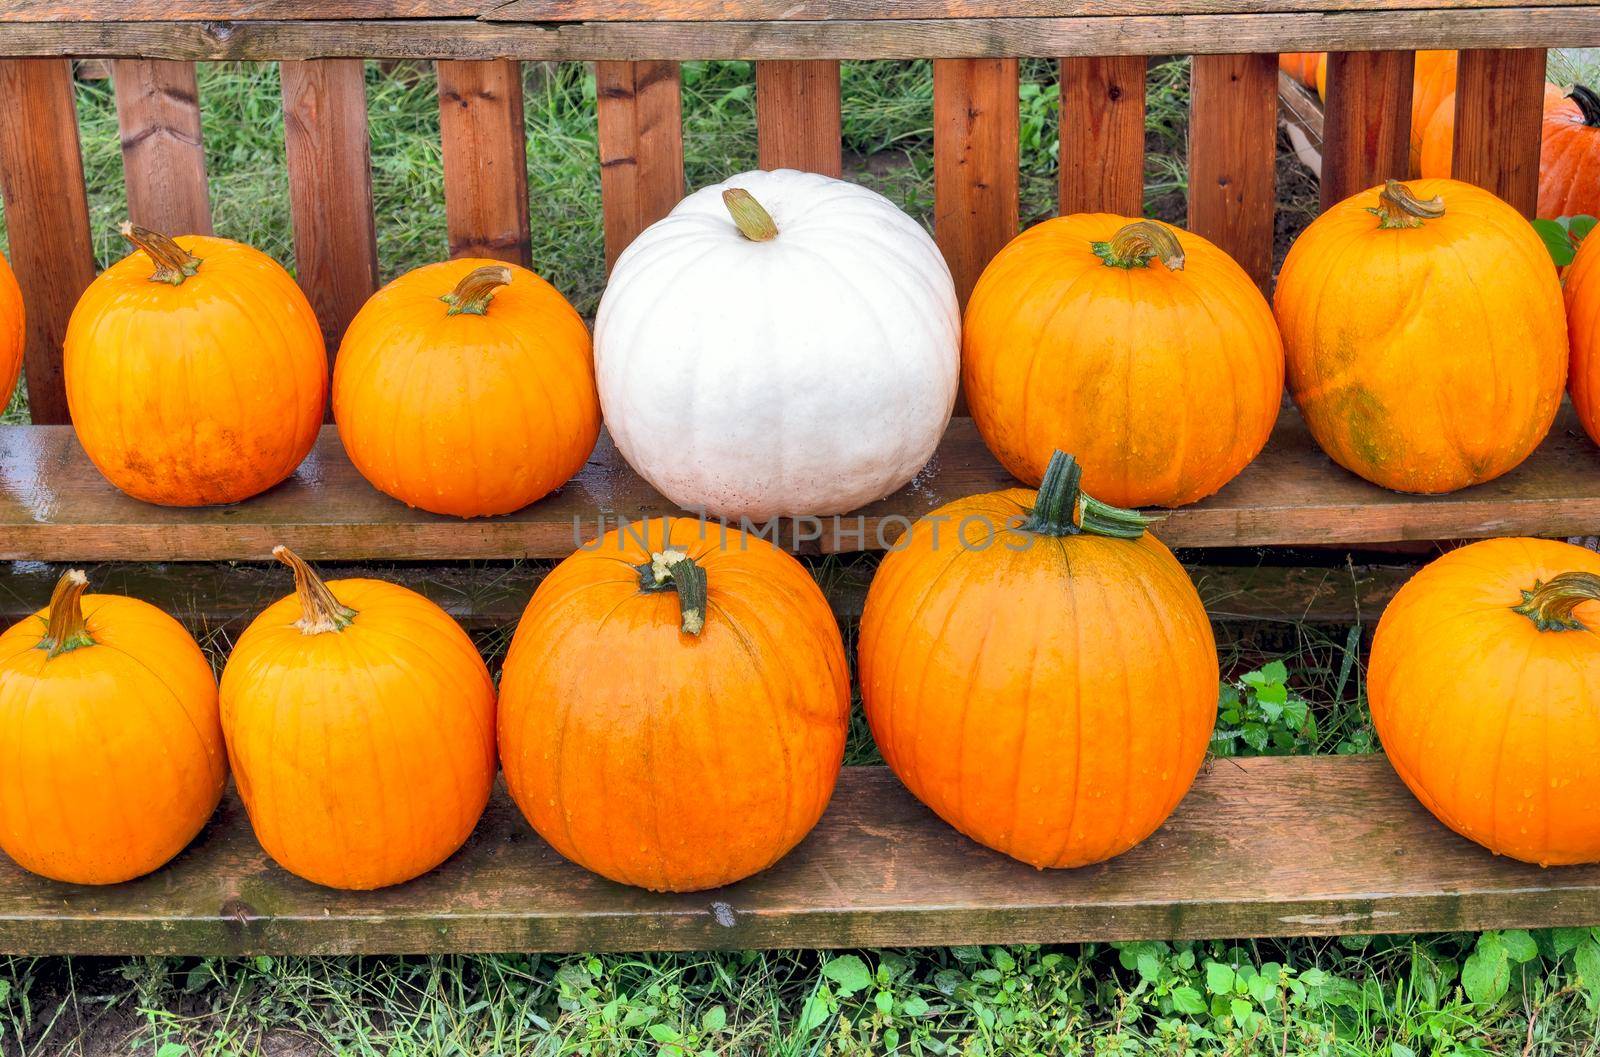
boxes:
[2,409,1598,562]
[2,755,1596,955]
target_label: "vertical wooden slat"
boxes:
[437,59,530,268]
[933,58,1019,307]
[595,60,684,272]
[112,59,212,236]
[755,60,843,177]
[1059,55,1146,217]
[280,58,379,375]
[1319,51,1414,211]
[1452,48,1547,216]
[0,59,96,424]
[1188,53,1277,290]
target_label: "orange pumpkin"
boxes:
[0,252,22,408]
[1280,52,1321,89]
[1538,85,1600,220]
[0,571,225,884]
[1409,51,1458,175]
[498,517,849,892]
[1275,179,1566,493]
[219,547,496,890]
[859,452,1218,870]
[1370,537,1600,866]
[963,217,1281,508]
[334,259,599,517]
[64,224,326,506]
[1419,85,1568,188]
[1564,222,1600,445]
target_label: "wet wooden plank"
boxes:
[1059,54,1146,216]
[0,756,1594,955]
[490,0,1590,17]
[2,12,1598,62]
[755,60,842,177]
[437,58,530,267]
[1188,53,1277,289]
[1452,47,1547,216]
[933,57,1018,306]
[112,58,213,236]
[4,408,1600,560]
[280,58,380,365]
[0,59,97,426]
[595,60,683,271]
[1319,50,1412,209]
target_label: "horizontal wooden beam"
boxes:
[0,9,1596,60]
[0,757,1594,954]
[0,409,1597,560]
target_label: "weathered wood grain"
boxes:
[595,60,684,270]
[933,58,1018,306]
[437,59,530,267]
[1189,53,1278,289]
[1319,50,1413,209]
[0,757,1594,955]
[1059,55,1146,216]
[755,60,842,177]
[0,59,97,426]
[281,58,380,368]
[3,409,1600,561]
[112,59,213,236]
[5,11,1598,61]
[0,1,491,18]
[1452,47,1547,216]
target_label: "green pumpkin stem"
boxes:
[1512,571,1600,632]
[1570,85,1600,128]
[1018,451,1159,540]
[440,264,513,316]
[273,545,357,635]
[1368,179,1446,230]
[1091,220,1186,271]
[637,548,708,636]
[722,188,779,242]
[38,569,94,658]
[119,221,201,285]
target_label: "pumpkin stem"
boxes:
[636,548,708,636]
[1018,451,1160,540]
[1368,179,1446,230]
[38,569,94,658]
[1570,85,1600,127]
[1512,571,1600,632]
[119,221,201,285]
[440,264,513,316]
[722,188,779,242]
[1091,220,1186,271]
[273,545,357,635]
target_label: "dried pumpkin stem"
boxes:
[1512,571,1600,632]
[636,548,708,636]
[273,545,357,635]
[1091,220,1186,271]
[1570,85,1600,127]
[440,264,513,316]
[722,188,779,242]
[1369,179,1446,230]
[119,221,201,285]
[1018,451,1159,541]
[38,569,94,658]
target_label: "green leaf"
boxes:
[1551,927,1589,957]
[797,987,835,1034]
[1461,934,1511,1005]
[1205,962,1236,996]
[990,948,1016,973]
[1135,951,1162,983]
[1569,215,1598,243]
[901,995,930,1017]
[1501,929,1540,964]
[1241,724,1269,752]
[156,1045,187,1057]
[1390,1043,1416,1057]
[1229,998,1254,1023]
[647,1024,681,1044]
[822,955,873,997]
[874,990,893,1014]
[1534,217,1578,267]
[1573,939,1600,997]
[1171,987,1207,1015]
[701,1006,726,1033]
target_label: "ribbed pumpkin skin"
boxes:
[498,518,850,892]
[1419,86,1567,190]
[334,258,599,517]
[0,593,224,884]
[963,215,1283,508]
[1566,228,1600,445]
[859,490,1218,870]
[1538,90,1600,220]
[219,578,496,890]
[1275,179,1567,494]
[1410,51,1458,174]
[0,253,22,407]
[64,234,326,506]
[1279,52,1320,88]
[1370,537,1600,866]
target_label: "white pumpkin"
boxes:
[594,168,960,522]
